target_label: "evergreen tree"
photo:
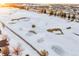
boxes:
[68,14,70,20]
[63,13,66,18]
[49,10,53,15]
[71,14,76,21]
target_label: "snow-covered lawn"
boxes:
[0,8,79,56]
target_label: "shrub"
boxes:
[40,50,48,56]
[32,24,36,28]
[1,46,9,56]
[12,44,23,56]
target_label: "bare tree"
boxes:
[12,44,23,56]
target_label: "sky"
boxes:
[0,0,79,4]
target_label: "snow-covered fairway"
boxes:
[0,8,79,56]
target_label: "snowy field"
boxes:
[0,8,79,56]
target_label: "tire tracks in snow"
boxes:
[1,21,42,56]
